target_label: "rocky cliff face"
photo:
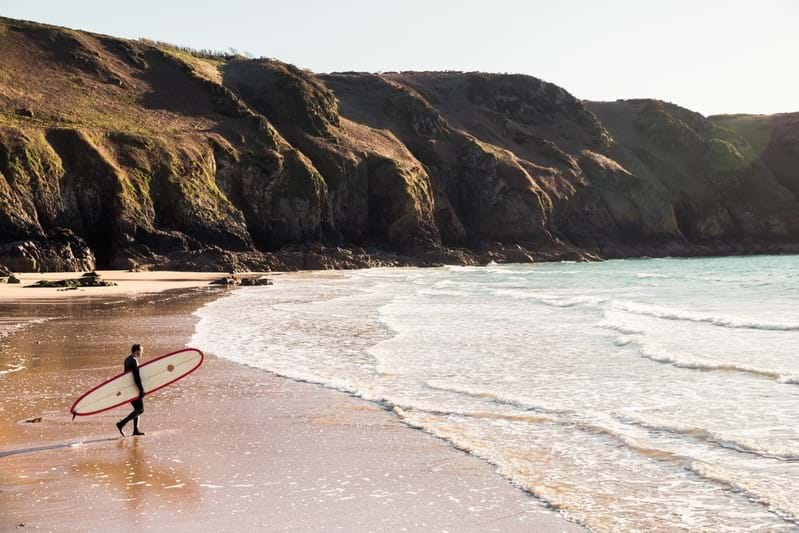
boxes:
[1,17,797,272]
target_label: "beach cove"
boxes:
[0,271,581,532]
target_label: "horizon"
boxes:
[1,0,797,117]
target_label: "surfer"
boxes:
[116,344,145,436]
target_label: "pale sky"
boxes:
[2,0,797,116]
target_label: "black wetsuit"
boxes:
[118,355,144,432]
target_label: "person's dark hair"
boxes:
[131,344,142,355]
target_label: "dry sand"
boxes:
[0,278,583,532]
[0,271,232,301]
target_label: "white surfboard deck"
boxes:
[70,348,203,416]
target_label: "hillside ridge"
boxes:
[1,16,797,272]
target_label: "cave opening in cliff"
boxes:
[85,230,115,269]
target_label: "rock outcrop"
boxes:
[0,17,797,272]
[0,229,95,272]
[26,271,117,288]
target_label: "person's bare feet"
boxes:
[115,421,125,436]
[132,430,145,436]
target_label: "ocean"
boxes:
[191,255,799,531]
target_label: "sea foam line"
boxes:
[613,413,799,462]
[493,289,606,308]
[635,346,799,385]
[422,382,799,525]
[610,301,799,332]
[496,286,799,332]
[689,461,799,525]
[423,381,707,466]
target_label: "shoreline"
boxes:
[4,239,799,280]
[0,276,584,531]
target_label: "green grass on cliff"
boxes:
[137,38,244,61]
[1,129,64,196]
[0,20,226,136]
[705,139,746,173]
[711,115,772,158]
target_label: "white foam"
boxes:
[610,301,799,331]
[689,462,799,524]
[614,336,633,347]
[636,345,799,385]
[615,413,799,462]
[191,259,799,532]
[493,289,606,308]
[596,321,644,335]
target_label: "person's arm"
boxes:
[132,362,145,398]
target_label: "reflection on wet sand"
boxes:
[74,438,201,513]
[1,434,204,528]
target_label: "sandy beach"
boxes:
[0,271,230,301]
[0,273,582,532]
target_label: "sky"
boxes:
[2,0,796,116]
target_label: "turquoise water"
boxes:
[193,256,799,531]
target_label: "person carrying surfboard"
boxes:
[116,344,145,436]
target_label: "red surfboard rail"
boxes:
[70,347,204,417]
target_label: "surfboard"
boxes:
[70,348,204,417]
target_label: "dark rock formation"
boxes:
[0,230,95,272]
[0,17,797,272]
[210,275,240,286]
[210,274,273,286]
[239,276,273,286]
[26,271,117,288]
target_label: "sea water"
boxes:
[191,255,799,531]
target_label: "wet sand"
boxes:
[0,283,583,531]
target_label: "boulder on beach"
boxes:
[210,275,240,286]
[26,273,117,288]
[210,274,273,286]
[239,277,273,286]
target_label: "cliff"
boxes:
[1,17,797,272]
